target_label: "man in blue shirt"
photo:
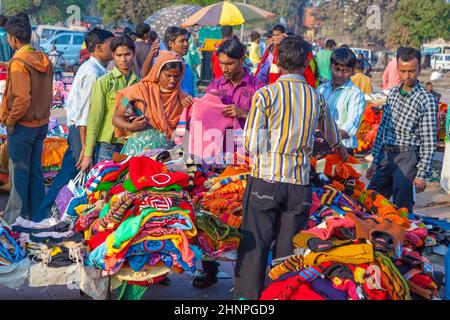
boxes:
[317,48,365,155]
[141,27,195,97]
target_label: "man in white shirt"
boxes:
[317,47,366,155]
[39,27,114,219]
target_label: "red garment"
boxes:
[411,273,436,289]
[211,42,223,79]
[102,160,130,182]
[129,157,189,191]
[86,230,113,251]
[363,282,388,300]
[304,52,317,88]
[109,183,125,195]
[179,201,195,223]
[260,279,325,300]
[255,45,280,85]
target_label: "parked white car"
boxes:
[431,54,450,72]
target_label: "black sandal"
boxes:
[192,271,218,289]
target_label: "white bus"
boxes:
[431,54,450,72]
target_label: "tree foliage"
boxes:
[98,0,171,24]
[387,0,450,48]
[313,0,398,46]
[4,0,88,24]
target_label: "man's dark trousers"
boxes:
[233,176,312,300]
[5,124,48,224]
[368,149,419,212]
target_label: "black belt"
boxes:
[383,145,419,153]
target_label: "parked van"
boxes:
[40,32,86,66]
[431,54,450,72]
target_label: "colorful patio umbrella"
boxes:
[181,0,276,27]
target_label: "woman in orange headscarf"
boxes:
[113,51,193,155]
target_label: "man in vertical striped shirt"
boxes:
[233,36,347,300]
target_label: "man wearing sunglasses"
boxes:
[317,48,365,155]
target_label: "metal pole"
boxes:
[240,0,247,42]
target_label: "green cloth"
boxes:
[117,282,148,300]
[85,67,140,157]
[196,212,242,242]
[96,181,115,191]
[374,251,411,300]
[399,87,410,96]
[99,202,110,219]
[184,36,201,97]
[0,28,14,62]
[316,49,333,81]
[121,127,175,157]
[198,26,222,44]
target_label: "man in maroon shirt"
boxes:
[193,38,265,289]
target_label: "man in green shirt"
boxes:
[316,39,336,82]
[80,35,139,172]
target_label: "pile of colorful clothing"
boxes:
[195,165,250,229]
[260,156,441,300]
[195,210,242,261]
[0,121,68,186]
[69,154,201,299]
[10,217,84,263]
[355,103,384,154]
[191,163,249,261]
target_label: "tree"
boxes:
[98,0,172,24]
[313,0,398,47]
[4,0,89,24]
[387,0,450,48]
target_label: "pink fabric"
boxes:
[383,58,401,90]
[303,217,355,240]
[332,278,359,300]
[175,90,235,160]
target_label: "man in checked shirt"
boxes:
[366,47,438,212]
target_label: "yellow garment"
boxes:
[249,42,261,66]
[75,204,88,216]
[114,264,170,282]
[303,244,374,267]
[351,72,373,94]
